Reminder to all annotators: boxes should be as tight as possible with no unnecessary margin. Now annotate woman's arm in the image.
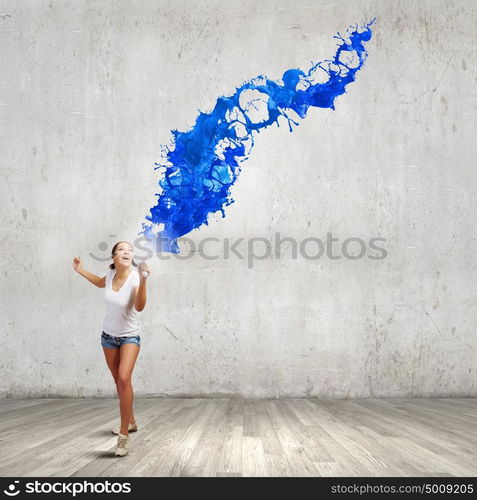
[134,278,147,312]
[73,257,106,288]
[79,270,105,288]
[134,262,152,312]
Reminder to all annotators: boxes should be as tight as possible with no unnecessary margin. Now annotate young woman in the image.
[72,240,151,457]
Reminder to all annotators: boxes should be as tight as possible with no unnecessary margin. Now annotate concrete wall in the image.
[1,0,476,398]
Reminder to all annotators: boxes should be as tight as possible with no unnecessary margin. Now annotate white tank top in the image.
[102,268,141,337]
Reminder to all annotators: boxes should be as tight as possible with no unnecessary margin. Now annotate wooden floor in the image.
[0,397,475,477]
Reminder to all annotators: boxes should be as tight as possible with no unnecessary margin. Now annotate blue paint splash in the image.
[140,19,376,253]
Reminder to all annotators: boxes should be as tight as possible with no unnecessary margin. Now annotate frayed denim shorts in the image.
[101,330,141,349]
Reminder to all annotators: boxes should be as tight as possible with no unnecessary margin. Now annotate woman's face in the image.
[113,241,134,268]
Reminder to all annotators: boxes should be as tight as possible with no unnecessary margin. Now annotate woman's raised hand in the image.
[138,261,152,279]
[73,257,83,273]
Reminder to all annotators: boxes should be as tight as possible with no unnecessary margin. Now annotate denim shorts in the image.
[101,331,141,349]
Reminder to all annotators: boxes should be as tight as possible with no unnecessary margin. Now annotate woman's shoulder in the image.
[105,267,115,282]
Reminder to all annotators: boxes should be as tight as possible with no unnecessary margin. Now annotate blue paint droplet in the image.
[140,19,376,253]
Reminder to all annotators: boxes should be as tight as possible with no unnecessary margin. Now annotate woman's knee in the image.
[117,375,132,389]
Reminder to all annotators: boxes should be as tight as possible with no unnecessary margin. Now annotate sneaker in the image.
[115,433,130,457]
[111,422,137,435]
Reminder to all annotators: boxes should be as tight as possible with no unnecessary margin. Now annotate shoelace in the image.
[117,436,129,449]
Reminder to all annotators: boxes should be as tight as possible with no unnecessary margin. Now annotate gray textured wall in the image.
[1,0,476,398]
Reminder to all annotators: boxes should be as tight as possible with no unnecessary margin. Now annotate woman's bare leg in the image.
[117,343,140,435]
[103,346,136,425]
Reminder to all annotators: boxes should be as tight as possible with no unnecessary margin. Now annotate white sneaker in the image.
[115,433,130,457]
[112,422,137,435]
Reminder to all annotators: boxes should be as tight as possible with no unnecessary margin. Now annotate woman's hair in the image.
[109,241,138,269]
